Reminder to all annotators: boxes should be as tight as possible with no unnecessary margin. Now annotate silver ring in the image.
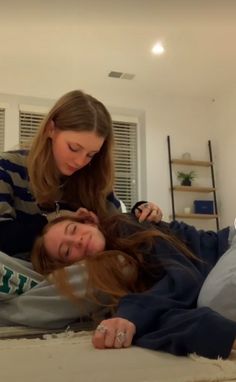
[116,331,126,344]
[96,324,107,334]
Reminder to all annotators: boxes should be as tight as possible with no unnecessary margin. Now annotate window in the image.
[19,112,138,211]
[19,111,45,149]
[113,120,138,211]
[0,108,5,151]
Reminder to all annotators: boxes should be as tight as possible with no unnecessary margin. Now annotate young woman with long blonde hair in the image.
[0,90,162,257]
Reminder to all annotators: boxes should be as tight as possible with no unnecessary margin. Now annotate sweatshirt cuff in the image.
[131,201,147,214]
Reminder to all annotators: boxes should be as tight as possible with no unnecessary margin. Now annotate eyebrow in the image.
[70,142,98,154]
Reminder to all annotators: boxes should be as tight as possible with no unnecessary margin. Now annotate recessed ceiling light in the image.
[151,42,165,55]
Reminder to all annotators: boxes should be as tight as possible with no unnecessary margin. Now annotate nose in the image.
[74,152,89,169]
[74,235,83,248]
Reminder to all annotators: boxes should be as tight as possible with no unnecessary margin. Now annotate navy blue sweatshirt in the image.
[115,220,236,359]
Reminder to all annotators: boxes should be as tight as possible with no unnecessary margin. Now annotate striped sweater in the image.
[0,150,121,258]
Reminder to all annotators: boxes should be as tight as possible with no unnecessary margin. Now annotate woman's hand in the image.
[92,317,136,349]
[75,207,99,225]
[135,202,163,223]
[45,207,99,225]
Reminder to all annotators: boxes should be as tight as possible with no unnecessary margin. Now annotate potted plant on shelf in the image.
[177,170,197,186]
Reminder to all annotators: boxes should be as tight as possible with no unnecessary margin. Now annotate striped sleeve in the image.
[0,151,39,221]
[0,157,18,220]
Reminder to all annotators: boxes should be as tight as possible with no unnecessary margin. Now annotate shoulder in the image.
[169,220,230,263]
[0,150,28,166]
[0,150,29,179]
[106,192,121,211]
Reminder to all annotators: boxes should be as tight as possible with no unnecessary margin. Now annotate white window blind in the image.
[19,112,138,211]
[19,111,45,149]
[0,108,5,151]
[113,121,138,211]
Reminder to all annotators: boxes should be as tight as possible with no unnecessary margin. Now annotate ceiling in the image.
[0,0,236,99]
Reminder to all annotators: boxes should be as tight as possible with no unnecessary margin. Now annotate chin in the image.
[61,167,76,176]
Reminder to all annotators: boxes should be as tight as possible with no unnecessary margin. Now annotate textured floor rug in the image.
[0,330,235,382]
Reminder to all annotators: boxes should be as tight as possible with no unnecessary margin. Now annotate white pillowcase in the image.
[198,227,236,322]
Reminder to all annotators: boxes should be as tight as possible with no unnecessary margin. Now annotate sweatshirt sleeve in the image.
[115,252,236,359]
[0,214,48,257]
[0,152,48,257]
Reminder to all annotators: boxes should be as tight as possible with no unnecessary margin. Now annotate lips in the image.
[67,164,78,172]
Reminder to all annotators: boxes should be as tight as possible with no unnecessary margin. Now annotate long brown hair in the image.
[31,214,195,306]
[27,90,114,216]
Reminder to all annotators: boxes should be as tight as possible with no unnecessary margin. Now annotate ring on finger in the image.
[96,324,108,334]
[116,331,126,344]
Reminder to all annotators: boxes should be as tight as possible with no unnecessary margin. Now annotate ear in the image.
[46,120,56,138]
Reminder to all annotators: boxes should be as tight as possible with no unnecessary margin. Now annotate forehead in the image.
[59,130,104,150]
[44,220,74,256]
[46,220,68,240]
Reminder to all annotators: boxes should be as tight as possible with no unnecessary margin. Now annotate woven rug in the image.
[0,330,235,382]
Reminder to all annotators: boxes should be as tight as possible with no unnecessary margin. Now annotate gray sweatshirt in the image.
[0,251,108,329]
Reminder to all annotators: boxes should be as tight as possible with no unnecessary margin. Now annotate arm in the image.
[168,220,230,260]
[107,192,163,223]
[0,154,48,256]
[92,308,236,358]
[116,292,236,359]
[92,241,236,357]
[114,257,236,359]
[0,214,47,256]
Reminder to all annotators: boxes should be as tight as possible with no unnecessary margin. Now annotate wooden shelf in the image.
[171,159,213,167]
[174,213,218,220]
[173,185,216,193]
[167,137,219,230]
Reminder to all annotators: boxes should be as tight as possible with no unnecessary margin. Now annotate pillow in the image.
[198,229,236,322]
[0,250,109,328]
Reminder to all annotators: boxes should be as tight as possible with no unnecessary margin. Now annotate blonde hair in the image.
[31,214,196,306]
[27,90,114,216]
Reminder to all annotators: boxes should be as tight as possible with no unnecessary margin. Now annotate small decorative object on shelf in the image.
[182,152,191,160]
[194,200,214,215]
[177,171,197,186]
[184,207,191,214]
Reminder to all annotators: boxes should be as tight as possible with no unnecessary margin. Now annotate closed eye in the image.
[68,144,82,153]
[64,247,70,258]
[87,153,96,159]
[60,244,70,260]
[68,144,97,158]
[68,224,77,235]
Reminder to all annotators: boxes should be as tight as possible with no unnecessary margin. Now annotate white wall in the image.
[98,89,216,228]
[210,91,236,228]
